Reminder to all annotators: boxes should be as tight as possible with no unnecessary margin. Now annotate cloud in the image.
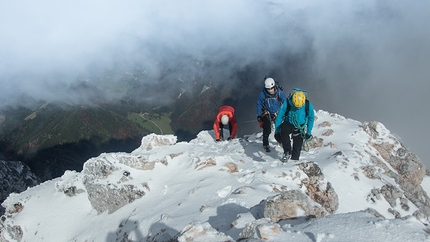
[1,0,429,165]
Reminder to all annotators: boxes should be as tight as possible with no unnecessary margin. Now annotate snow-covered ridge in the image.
[1,110,429,241]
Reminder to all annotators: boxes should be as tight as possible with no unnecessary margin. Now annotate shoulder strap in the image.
[305,99,309,117]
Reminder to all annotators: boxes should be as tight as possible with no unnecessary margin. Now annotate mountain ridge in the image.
[1,110,429,241]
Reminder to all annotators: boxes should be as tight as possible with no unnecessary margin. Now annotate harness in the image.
[284,99,313,150]
[261,86,282,120]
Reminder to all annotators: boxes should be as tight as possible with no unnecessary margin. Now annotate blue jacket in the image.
[256,87,286,116]
[275,98,315,134]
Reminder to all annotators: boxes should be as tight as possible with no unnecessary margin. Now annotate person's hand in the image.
[257,116,263,123]
[305,134,313,140]
[257,116,264,128]
[227,137,232,141]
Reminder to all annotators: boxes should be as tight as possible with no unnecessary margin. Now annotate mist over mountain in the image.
[1,1,430,165]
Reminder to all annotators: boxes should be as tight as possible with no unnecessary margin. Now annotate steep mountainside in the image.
[0,77,250,182]
[0,160,40,215]
[1,110,428,241]
[0,102,148,181]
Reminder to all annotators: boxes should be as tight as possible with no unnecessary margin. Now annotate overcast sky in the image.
[1,0,429,167]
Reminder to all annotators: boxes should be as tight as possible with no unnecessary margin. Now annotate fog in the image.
[1,0,429,167]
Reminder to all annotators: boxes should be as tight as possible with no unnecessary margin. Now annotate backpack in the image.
[286,88,310,117]
[275,81,284,91]
[264,75,284,91]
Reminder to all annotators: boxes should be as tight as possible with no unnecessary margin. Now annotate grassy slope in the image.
[1,104,148,155]
[127,112,173,135]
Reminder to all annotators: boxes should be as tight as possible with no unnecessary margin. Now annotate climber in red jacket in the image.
[213,105,238,141]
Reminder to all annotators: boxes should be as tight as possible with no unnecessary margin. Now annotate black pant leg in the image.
[280,122,293,154]
[219,123,224,139]
[291,128,303,160]
[228,122,232,137]
[262,115,271,146]
[274,133,282,144]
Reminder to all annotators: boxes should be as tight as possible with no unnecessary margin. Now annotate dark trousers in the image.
[279,121,303,160]
[220,122,232,139]
[262,114,273,146]
[262,114,282,146]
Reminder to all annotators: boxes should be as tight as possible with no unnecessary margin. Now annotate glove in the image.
[257,116,264,128]
[257,116,263,123]
[272,112,277,121]
[227,137,232,141]
[305,134,313,140]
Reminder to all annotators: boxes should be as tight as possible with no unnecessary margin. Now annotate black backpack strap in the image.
[305,99,309,117]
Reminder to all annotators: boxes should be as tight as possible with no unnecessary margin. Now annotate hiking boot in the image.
[281,152,291,162]
[264,145,271,152]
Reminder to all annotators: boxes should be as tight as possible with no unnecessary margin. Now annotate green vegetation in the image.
[127,112,173,135]
[0,103,148,153]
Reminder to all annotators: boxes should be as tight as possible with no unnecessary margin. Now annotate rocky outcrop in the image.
[80,152,170,214]
[137,133,177,151]
[53,135,177,215]
[263,161,339,222]
[237,218,280,241]
[177,221,234,242]
[264,190,323,222]
[0,160,40,215]
[363,121,430,217]
[299,162,339,213]
[306,136,324,150]
[1,111,429,241]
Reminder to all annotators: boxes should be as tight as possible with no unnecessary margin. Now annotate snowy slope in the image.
[1,110,429,241]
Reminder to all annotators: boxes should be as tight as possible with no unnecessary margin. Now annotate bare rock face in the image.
[1,213,23,242]
[360,165,382,180]
[76,135,176,214]
[263,162,339,223]
[306,136,324,150]
[380,184,403,207]
[263,190,322,222]
[137,134,177,151]
[363,121,430,217]
[5,224,23,242]
[80,152,167,214]
[177,221,234,242]
[86,184,146,214]
[299,162,339,214]
[237,218,279,241]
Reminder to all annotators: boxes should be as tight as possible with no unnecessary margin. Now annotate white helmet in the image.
[221,115,229,125]
[264,78,275,89]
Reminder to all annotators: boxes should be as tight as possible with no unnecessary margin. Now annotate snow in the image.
[1,110,429,241]
[424,177,430,196]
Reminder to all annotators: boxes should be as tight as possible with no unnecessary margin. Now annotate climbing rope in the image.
[237,120,257,123]
[290,111,313,151]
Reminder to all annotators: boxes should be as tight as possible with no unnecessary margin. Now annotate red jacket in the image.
[213,105,238,140]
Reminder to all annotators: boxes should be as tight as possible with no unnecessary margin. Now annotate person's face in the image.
[266,86,275,94]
